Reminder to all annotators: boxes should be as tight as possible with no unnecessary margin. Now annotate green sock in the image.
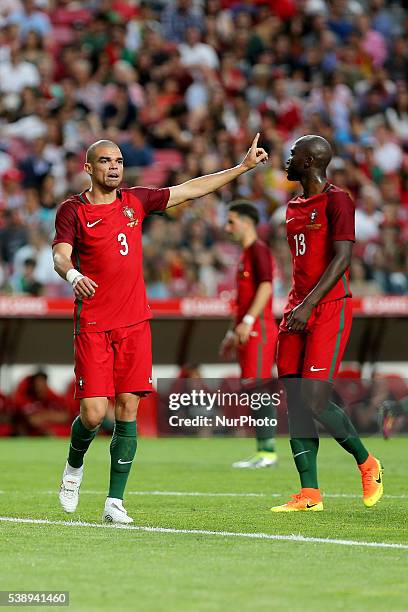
[68,415,98,468]
[317,401,369,465]
[257,438,276,453]
[283,377,319,488]
[108,420,137,500]
[391,397,408,416]
[290,438,319,489]
[254,393,277,453]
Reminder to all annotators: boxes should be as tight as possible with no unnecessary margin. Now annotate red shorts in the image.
[277,298,352,381]
[74,320,153,399]
[238,320,278,379]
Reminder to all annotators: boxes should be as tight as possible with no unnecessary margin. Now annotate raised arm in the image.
[166,133,268,208]
[53,242,98,299]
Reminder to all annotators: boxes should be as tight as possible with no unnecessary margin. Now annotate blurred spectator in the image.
[8,0,52,40]
[0,0,406,300]
[19,137,52,189]
[1,168,25,209]
[0,209,28,265]
[161,0,203,43]
[12,370,69,436]
[120,124,154,171]
[10,256,43,295]
[0,40,40,94]
[349,257,383,296]
[384,36,408,82]
[355,184,383,242]
[373,124,403,173]
[20,30,46,67]
[100,83,137,131]
[12,226,60,291]
[385,88,408,143]
[178,26,219,70]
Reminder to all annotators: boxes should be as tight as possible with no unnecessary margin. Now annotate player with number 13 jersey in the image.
[278,182,355,380]
[272,135,383,514]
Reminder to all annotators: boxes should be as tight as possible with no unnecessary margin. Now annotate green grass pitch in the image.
[1,436,408,611]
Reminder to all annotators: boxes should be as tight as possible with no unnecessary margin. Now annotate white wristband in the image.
[226,330,235,340]
[66,269,84,287]
[243,314,255,327]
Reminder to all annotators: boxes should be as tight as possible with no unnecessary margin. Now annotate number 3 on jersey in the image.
[294,233,306,256]
[117,233,128,256]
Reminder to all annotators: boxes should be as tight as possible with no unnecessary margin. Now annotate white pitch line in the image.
[129,491,408,500]
[0,516,407,550]
[3,490,408,500]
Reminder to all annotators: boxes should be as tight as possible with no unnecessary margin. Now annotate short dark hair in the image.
[229,201,259,226]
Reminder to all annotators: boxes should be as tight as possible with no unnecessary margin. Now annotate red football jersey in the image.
[52,187,169,333]
[285,183,355,309]
[236,239,274,324]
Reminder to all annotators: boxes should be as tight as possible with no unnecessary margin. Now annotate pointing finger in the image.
[251,132,260,149]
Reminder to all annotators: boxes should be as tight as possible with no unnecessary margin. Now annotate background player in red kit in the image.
[220,201,278,468]
[53,136,268,523]
[271,135,384,512]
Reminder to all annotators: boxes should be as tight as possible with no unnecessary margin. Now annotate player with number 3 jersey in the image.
[53,136,269,524]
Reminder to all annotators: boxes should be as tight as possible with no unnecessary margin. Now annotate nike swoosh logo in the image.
[376,473,382,484]
[87,219,103,228]
[293,450,311,458]
[310,366,327,372]
[306,503,318,508]
[149,377,153,384]
[286,217,296,223]
[117,459,133,465]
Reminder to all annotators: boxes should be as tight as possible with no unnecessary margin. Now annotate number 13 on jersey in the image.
[117,233,129,256]
[294,233,306,256]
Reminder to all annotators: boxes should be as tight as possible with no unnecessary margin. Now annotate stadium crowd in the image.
[0,0,407,300]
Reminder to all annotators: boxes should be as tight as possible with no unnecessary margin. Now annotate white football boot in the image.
[102,498,134,524]
[232,452,278,469]
[59,464,83,513]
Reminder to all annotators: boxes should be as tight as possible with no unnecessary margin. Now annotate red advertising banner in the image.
[1,296,408,319]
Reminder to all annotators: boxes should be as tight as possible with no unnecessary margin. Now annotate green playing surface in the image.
[1,436,407,611]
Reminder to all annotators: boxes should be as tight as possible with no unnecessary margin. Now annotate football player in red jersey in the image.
[53,135,268,523]
[271,135,384,512]
[220,201,278,468]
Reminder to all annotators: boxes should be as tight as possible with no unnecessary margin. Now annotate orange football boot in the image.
[271,488,323,512]
[359,455,384,508]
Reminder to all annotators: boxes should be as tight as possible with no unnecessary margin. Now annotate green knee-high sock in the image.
[256,400,277,453]
[108,420,137,500]
[284,377,320,488]
[316,401,369,465]
[68,415,99,468]
[290,438,319,489]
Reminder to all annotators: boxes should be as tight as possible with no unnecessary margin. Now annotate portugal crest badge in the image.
[306,208,321,230]
[123,206,139,227]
